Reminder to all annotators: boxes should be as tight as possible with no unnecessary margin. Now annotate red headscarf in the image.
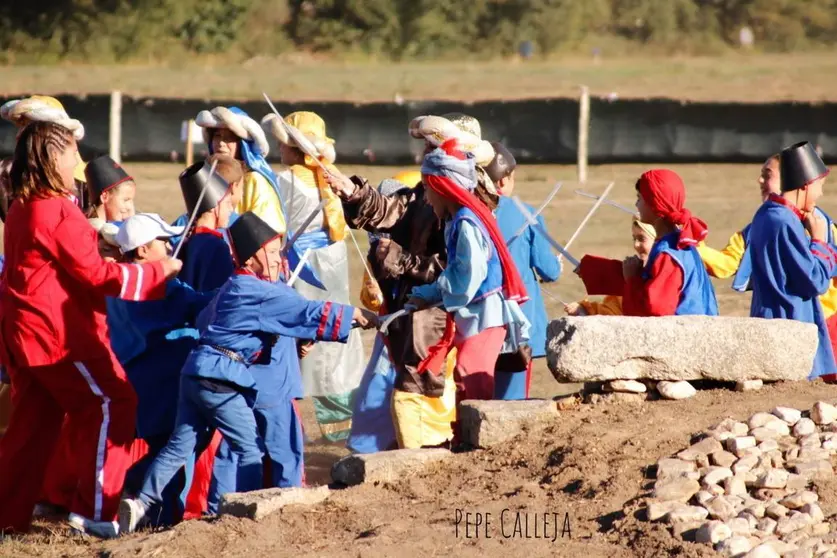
[422,139,528,304]
[637,169,708,249]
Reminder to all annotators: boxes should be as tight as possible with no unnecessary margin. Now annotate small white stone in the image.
[744,502,765,519]
[762,420,792,437]
[668,505,709,523]
[773,407,803,425]
[757,517,777,535]
[799,434,822,450]
[647,500,684,521]
[696,520,733,544]
[738,511,759,529]
[658,380,697,400]
[736,380,763,392]
[679,438,724,461]
[713,451,738,468]
[785,473,809,492]
[758,439,780,453]
[776,513,813,535]
[812,401,837,425]
[656,458,697,480]
[798,448,830,462]
[750,427,784,442]
[605,379,647,393]
[756,469,789,489]
[749,412,783,430]
[810,522,830,537]
[706,496,738,520]
[725,475,748,497]
[794,460,834,481]
[704,483,726,496]
[742,543,781,558]
[704,466,734,486]
[800,502,825,522]
[694,490,714,507]
[728,437,758,454]
[793,418,817,437]
[717,535,753,557]
[765,504,789,519]
[782,548,813,558]
[726,517,752,537]
[733,455,760,475]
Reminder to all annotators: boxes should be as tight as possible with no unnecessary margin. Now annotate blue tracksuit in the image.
[749,199,837,378]
[137,270,354,508]
[495,197,561,399]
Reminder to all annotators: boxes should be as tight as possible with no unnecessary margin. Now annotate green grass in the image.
[2,52,837,102]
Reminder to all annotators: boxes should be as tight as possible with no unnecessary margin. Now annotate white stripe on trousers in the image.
[72,362,111,521]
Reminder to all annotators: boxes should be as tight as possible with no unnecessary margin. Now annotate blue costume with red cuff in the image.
[749,195,837,378]
[135,269,353,510]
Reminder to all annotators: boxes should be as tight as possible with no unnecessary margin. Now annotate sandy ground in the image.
[3,162,837,556]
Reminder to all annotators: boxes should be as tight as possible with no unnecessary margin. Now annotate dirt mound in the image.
[4,381,837,557]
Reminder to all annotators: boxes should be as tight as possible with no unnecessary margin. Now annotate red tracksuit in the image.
[0,195,168,532]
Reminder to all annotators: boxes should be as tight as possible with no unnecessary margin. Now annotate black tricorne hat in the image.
[85,155,133,201]
[179,160,231,216]
[485,142,517,183]
[780,141,830,192]
[228,211,281,266]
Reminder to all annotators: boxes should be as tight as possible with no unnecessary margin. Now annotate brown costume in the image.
[342,177,448,397]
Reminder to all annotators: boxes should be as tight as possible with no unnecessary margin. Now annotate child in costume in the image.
[576,169,719,317]
[0,122,181,538]
[177,160,236,292]
[196,106,285,235]
[119,212,378,533]
[408,140,529,407]
[491,142,561,400]
[262,110,365,442]
[84,155,136,222]
[566,219,656,316]
[748,142,837,379]
[109,213,215,526]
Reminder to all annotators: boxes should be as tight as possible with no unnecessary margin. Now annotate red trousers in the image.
[0,355,137,532]
[453,326,507,404]
[823,314,837,384]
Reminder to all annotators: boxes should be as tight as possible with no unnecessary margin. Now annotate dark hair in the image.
[9,122,75,202]
[485,142,517,183]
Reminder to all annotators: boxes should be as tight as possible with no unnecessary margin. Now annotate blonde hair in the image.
[632,218,657,239]
[9,122,75,202]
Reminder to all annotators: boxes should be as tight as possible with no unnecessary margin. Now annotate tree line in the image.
[1,0,835,63]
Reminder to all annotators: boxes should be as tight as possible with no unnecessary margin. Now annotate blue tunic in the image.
[184,272,354,391]
[749,200,837,378]
[179,229,234,292]
[496,197,561,357]
[733,207,835,292]
[109,279,214,438]
[644,232,719,316]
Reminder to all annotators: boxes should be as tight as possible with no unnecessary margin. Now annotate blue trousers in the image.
[494,370,528,400]
[347,335,397,454]
[208,398,304,514]
[138,376,264,509]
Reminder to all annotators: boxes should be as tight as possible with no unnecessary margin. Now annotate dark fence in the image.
[2,94,837,164]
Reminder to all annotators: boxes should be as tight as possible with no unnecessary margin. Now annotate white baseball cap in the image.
[115,213,184,253]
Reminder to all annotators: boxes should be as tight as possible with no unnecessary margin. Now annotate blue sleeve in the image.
[203,242,234,291]
[411,220,487,311]
[257,282,354,343]
[166,279,216,325]
[530,214,561,282]
[778,220,836,298]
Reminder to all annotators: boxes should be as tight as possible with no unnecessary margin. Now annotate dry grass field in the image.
[3,52,837,102]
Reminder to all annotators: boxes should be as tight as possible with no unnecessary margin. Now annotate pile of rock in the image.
[644,403,837,558]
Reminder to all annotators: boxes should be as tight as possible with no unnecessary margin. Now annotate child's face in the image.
[801,177,826,213]
[101,181,136,222]
[250,237,284,282]
[498,171,516,197]
[229,178,244,208]
[632,225,655,261]
[54,139,79,193]
[758,158,781,202]
[424,182,449,220]
[635,191,657,224]
[136,238,171,263]
[212,129,239,159]
[215,195,236,229]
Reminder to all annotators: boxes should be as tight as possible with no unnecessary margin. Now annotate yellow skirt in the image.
[391,349,456,449]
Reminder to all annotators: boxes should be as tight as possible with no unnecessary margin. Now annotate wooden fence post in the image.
[577,86,590,184]
[109,91,122,164]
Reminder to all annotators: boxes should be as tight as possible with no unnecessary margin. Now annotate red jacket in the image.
[0,195,167,368]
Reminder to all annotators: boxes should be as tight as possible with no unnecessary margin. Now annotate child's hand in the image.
[622,255,642,279]
[161,257,184,279]
[564,302,588,316]
[352,307,380,330]
[297,340,314,359]
[375,238,392,261]
[805,211,828,242]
